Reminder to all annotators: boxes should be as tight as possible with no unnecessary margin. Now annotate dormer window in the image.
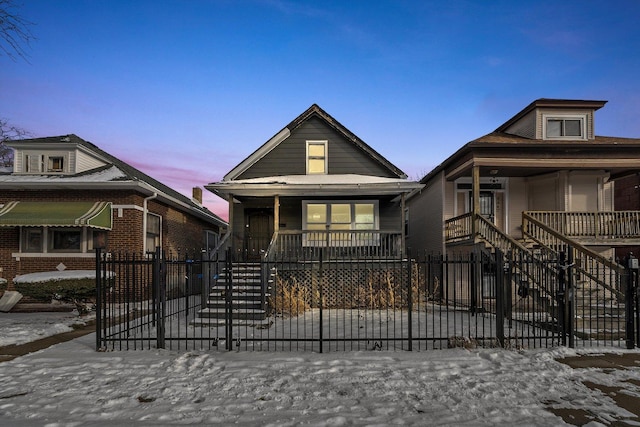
[307,140,327,174]
[47,156,65,172]
[543,114,587,140]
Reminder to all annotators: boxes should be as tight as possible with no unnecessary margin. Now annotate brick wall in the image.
[0,190,222,291]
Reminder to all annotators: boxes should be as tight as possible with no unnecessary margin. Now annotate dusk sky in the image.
[2,0,640,220]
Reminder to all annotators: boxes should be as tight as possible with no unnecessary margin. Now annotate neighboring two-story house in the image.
[0,134,227,300]
[406,99,640,257]
[405,99,640,339]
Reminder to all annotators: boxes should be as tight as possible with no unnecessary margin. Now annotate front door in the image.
[245,209,273,260]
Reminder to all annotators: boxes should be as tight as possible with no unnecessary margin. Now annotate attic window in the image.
[47,156,65,172]
[543,115,586,140]
[307,141,327,174]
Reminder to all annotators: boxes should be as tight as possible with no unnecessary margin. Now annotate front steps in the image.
[192,262,272,327]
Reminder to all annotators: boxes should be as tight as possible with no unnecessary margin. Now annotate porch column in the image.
[274,195,280,233]
[472,165,480,237]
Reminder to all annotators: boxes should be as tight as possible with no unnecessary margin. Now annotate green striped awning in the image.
[0,201,112,230]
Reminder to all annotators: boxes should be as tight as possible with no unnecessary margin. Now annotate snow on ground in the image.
[1,312,640,426]
[0,311,94,347]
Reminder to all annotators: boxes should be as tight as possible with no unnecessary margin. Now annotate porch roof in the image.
[206,174,423,197]
[0,201,112,229]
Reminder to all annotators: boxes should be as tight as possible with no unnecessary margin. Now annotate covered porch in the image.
[206,174,422,261]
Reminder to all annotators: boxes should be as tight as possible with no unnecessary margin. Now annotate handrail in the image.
[445,212,473,242]
[523,212,624,298]
[523,213,624,274]
[210,232,231,261]
[476,215,529,253]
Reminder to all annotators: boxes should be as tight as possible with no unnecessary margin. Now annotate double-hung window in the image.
[306,141,327,174]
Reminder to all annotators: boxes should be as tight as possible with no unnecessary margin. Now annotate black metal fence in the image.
[95,247,640,352]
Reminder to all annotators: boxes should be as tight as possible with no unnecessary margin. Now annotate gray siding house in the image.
[206,104,422,261]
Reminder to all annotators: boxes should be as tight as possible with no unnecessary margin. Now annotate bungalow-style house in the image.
[198,105,421,321]
[405,99,640,337]
[206,104,422,262]
[0,134,227,304]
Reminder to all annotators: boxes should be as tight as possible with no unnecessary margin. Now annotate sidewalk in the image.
[0,320,95,363]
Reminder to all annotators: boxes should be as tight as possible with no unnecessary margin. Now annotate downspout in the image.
[143,192,158,254]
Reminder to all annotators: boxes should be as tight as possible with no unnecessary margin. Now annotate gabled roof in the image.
[223,104,407,180]
[495,98,607,133]
[2,134,226,227]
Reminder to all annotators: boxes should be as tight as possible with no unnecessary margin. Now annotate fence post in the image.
[557,251,568,347]
[225,247,233,351]
[566,249,575,349]
[495,249,505,348]
[625,254,638,349]
[319,247,324,354]
[407,255,413,351]
[153,246,166,349]
[95,248,102,351]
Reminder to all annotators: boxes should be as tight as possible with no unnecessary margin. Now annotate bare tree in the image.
[0,0,34,61]
[0,118,29,167]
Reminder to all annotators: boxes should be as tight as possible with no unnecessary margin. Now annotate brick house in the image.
[0,134,227,299]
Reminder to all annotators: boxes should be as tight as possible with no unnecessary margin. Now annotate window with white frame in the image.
[303,201,378,246]
[306,141,327,174]
[543,115,586,139]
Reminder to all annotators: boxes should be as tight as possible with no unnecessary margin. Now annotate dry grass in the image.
[268,276,312,317]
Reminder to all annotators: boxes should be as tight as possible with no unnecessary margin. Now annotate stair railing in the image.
[522,212,624,300]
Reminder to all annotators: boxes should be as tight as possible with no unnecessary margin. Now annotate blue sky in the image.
[2,0,640,219]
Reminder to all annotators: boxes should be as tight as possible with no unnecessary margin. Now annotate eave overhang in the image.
[206,174,423,198]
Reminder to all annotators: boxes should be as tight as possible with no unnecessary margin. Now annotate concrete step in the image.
[197,308,267,320]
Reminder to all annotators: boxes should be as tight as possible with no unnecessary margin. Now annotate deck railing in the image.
[264,229,403,261]
[526,211,640,241]
[445,212,473,243]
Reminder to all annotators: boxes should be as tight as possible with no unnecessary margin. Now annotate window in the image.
[19,226,108,254]
[22,228,43,252]
[544,115,586,139]
[146,213,161,252]
[303,201,378,246]
[306,141,327,174]
[89,230,108,250]
[48,228,82,252]
[47,156,65,172]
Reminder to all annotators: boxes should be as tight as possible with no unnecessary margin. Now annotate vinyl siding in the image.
[406,171,445,255]
[76,150,107,173]
[504,110,536,139]
[237,117,396,179]
[508,178,526,238]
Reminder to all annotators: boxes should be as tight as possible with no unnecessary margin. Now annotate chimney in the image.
[192,187,203,204]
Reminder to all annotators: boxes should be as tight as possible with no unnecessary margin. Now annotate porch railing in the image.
[445,212,473,243]
[526,211,640,241]
[264,229,403,261]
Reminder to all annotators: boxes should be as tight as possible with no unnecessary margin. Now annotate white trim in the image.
[542,113,588,140]
[111,204,144,211]
[306,140,328,175]
[12,252,95,259]
[224,128,291,181]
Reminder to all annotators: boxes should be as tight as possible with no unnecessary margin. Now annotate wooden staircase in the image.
[192,262,272,327]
